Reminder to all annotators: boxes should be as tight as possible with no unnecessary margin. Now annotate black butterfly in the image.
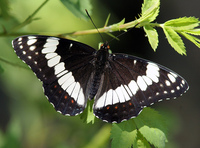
[12,35,189,123]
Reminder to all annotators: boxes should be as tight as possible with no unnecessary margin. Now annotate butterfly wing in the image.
[93,53,189,123]
[12,35,96,116]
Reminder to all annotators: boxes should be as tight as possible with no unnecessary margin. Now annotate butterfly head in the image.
[100,41,110,52]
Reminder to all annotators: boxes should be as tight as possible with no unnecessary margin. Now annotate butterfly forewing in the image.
[93,53,189,123]
[12,35,96,116]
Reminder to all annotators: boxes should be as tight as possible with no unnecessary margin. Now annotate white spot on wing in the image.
[61,76,75,90]
[128,80,139,95]
[47,55,61,67]
[54,62,65,75]
[57,70,68,78]
[58,72,72,85]
[95,92,106,108]
[66,82,76,95]
[28,36,36,40]
[120,85,131,101]
[167,73,176,83]
[18,37,22,42]
[115,87,125,103]
[142,75,153,85]
[165,80,171,86]
[45,52,58,59]
[112,90,119,104]
[71,82,80,101]
[137,76,147,91]
[124,85,132,96]
[44,38,59,47]
[42,46,57,54]
[19,45,23,49]
[27,39,37,46]
[77,88,85,106]
[105,89,113,106]
[146,62,160,83]
[30,45,36,51]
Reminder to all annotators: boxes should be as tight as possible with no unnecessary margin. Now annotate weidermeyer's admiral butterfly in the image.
[12,35,189,123]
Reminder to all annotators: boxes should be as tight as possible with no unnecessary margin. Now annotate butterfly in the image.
[12,35,189,123]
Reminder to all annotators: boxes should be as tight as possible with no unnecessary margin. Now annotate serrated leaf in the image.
[111,120,137,148]
[133,108,168,148]
[60,0,92,20]
[163,26,186,55]
[141,0,160,23]
[79,100,95,124]
[140,126,167,148]
[136,131,152,148]
[181,32,200,48]
[144,25,159,51]
[184,29,200,36]
[165,17,199,31]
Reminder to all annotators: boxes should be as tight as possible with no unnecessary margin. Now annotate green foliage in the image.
[60,0,92,20]
[163,27,186,55]
[164,17,199,31]
[144,25,159,51]
[141,0,160,23]
[79,100,96,124]
[111,108,168,148]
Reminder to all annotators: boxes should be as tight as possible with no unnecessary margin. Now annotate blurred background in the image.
[0,0,200,148]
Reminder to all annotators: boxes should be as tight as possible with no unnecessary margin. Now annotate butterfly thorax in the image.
[87,43,109,99]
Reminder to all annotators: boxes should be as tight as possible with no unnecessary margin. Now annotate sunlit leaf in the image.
[134,108,168,148]
[181,32,200,48]
[111,120,137,148]
[163,27,186,55]
[165,17,199,31]
[141,0,160,23]
[79,100,96,124]
[144,25,159,51]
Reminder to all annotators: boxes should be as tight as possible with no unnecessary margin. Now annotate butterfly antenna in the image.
[85,9,105,43]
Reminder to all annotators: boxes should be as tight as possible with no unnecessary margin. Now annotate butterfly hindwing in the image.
[12,35,96,116]
[93,53,189,123]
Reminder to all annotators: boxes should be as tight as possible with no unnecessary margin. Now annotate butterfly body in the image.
[12,35,189,123]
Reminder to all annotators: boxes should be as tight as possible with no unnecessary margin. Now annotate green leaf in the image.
[134,108,168,148]
[163,26,186,55]
[184,29,200,36]
[181,32,200,48]
[60,0,92,20]
[79,100,95,124]
[136,131,152,148]
[111,120,137,148]
[144,25,159,51]
[141,0,160,23]
[164,17,199,31]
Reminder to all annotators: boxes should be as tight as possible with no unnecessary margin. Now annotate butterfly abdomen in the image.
[88,48,109,99]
